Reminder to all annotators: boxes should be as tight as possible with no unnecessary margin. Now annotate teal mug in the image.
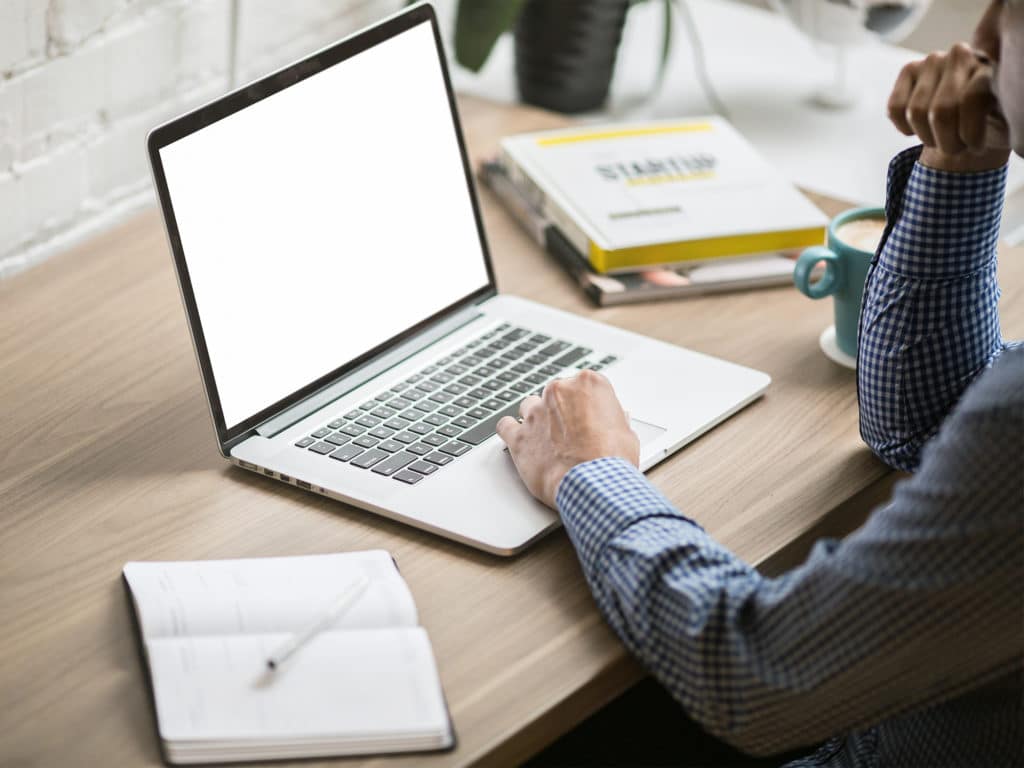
[794,207,886,359]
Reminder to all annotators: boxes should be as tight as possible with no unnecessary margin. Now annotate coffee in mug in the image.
[793,206,887,365]
[833,216,886,255]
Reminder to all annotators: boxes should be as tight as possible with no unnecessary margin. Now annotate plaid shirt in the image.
[556,147,1023,765]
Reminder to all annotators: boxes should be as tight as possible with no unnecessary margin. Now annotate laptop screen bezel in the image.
[147,4,497,450]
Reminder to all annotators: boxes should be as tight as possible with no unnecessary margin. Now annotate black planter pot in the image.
[514,0,630,114]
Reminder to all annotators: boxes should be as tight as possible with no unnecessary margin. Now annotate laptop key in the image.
[408,460,438,475]
[451,415,477,428]
[459,374,482,387]
[530,334,551,344]
[384,418,410,431]
[295,437,316,448]
[457,398,525,445]
[409,422,433,435]
[416,380,440,393]
[390,382,409,393]
[511,382,533,394]
[443,383,468,395]
[422,434,447,447]
[540,364,561,376]
[371,451,417,476]
[437,425,462,438]
[496,390,518,402]
[453,396,475,409]
[430,372,454,384]
[351,448,388,469]
[399,408,422,422]
[355,415,381,428]
[387,398,413,411]
[489,358,509,369]
[340,423,366,437]
[445,364,468,375]
[539,341,571,356]
[371,406,397,419]
[553,347,591,367]
[344,409,362,420]
[428,391,453,404]
[424,452,453,466]
[309,441,335,455]
[481,398,503,410]
[438,440,471,457]
[374,392,392,402]
[329,444,364,462]
[414,399,439,412]
[467,407,489,419]
[497,371,518,383]
[393,469,424,485]
[437,404,461,418]
[312,428,331,438]
[378,440,404,453]
[525,354,547,365]
[405,373,423,384]
[369,426,394,439]
[327,419,345,429]
[407,442,433,456]
[482,379,505,391]
[401,388,426,401]
[511,362,532,374]
[325,432,351,446]
[423,413,448,427]
[526,373,547,385]
[359,400,376,410]
[392,431,418,444]
[354,435,379,448]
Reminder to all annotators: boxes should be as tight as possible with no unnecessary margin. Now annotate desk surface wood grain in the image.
[2,97,1022,768]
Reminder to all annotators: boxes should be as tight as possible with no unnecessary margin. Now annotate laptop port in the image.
[296,480,312,490]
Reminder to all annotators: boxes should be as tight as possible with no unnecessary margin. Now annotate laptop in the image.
[147,3,770,556]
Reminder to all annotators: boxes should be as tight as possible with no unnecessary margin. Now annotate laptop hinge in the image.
[254,305,486,439]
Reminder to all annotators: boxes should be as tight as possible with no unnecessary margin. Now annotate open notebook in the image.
[123,550,454,764]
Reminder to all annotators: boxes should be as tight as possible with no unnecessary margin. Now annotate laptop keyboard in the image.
[293,323,617,485]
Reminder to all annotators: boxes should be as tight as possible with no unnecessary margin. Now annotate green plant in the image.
[412,0,675,87]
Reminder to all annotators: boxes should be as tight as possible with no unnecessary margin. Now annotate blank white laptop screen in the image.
[159,21,489,429]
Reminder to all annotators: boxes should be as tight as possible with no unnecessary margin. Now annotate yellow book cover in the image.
[499,118,827,274]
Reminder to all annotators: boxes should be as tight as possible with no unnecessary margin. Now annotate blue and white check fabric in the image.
[555,146,1023,766]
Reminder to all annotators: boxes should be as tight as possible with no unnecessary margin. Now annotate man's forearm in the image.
[856,146,1008,472]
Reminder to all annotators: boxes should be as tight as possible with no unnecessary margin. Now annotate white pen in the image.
[265,574,370,671]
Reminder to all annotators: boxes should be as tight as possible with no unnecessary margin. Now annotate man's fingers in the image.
[888,62,918,135]
[960,68,1004,151]
[930,46,974,154]
[495,416,519,445]
[906,54,944,146]
[518,394,543,421]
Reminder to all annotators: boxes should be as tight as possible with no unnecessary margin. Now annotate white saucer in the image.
[819,325,857,370]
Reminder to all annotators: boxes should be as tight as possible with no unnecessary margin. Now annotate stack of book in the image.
[479,118,827,305]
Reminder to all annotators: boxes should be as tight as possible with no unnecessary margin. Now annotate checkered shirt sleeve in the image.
[554,149,1022,764]
[857,145,1014,471]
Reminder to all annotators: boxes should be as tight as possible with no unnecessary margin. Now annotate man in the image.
[497,1,1023,765]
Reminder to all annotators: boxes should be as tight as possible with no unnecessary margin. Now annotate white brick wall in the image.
[0,0,398,278]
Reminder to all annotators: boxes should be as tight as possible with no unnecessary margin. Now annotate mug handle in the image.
[794,246,841,299]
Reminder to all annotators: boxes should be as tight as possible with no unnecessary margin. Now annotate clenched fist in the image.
[888,41,1011,172]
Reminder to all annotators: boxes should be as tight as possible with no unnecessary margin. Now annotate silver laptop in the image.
[147,3,770,555]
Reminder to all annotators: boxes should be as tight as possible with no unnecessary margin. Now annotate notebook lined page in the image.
[124,551,417,639]
[147,628,451,744]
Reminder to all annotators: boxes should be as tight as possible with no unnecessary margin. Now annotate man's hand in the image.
[495,370,640,509]
[888,42,1011,173]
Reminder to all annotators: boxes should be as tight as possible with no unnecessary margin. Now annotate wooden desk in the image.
[2,97,1022,767]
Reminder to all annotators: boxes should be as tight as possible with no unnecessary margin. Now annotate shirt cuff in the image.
[877,145,1007,280]
[555,457,700,573]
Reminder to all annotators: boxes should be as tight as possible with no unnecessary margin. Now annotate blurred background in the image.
[0,0,991,278]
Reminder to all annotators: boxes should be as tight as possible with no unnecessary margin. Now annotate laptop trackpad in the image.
[631,417,666,447]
